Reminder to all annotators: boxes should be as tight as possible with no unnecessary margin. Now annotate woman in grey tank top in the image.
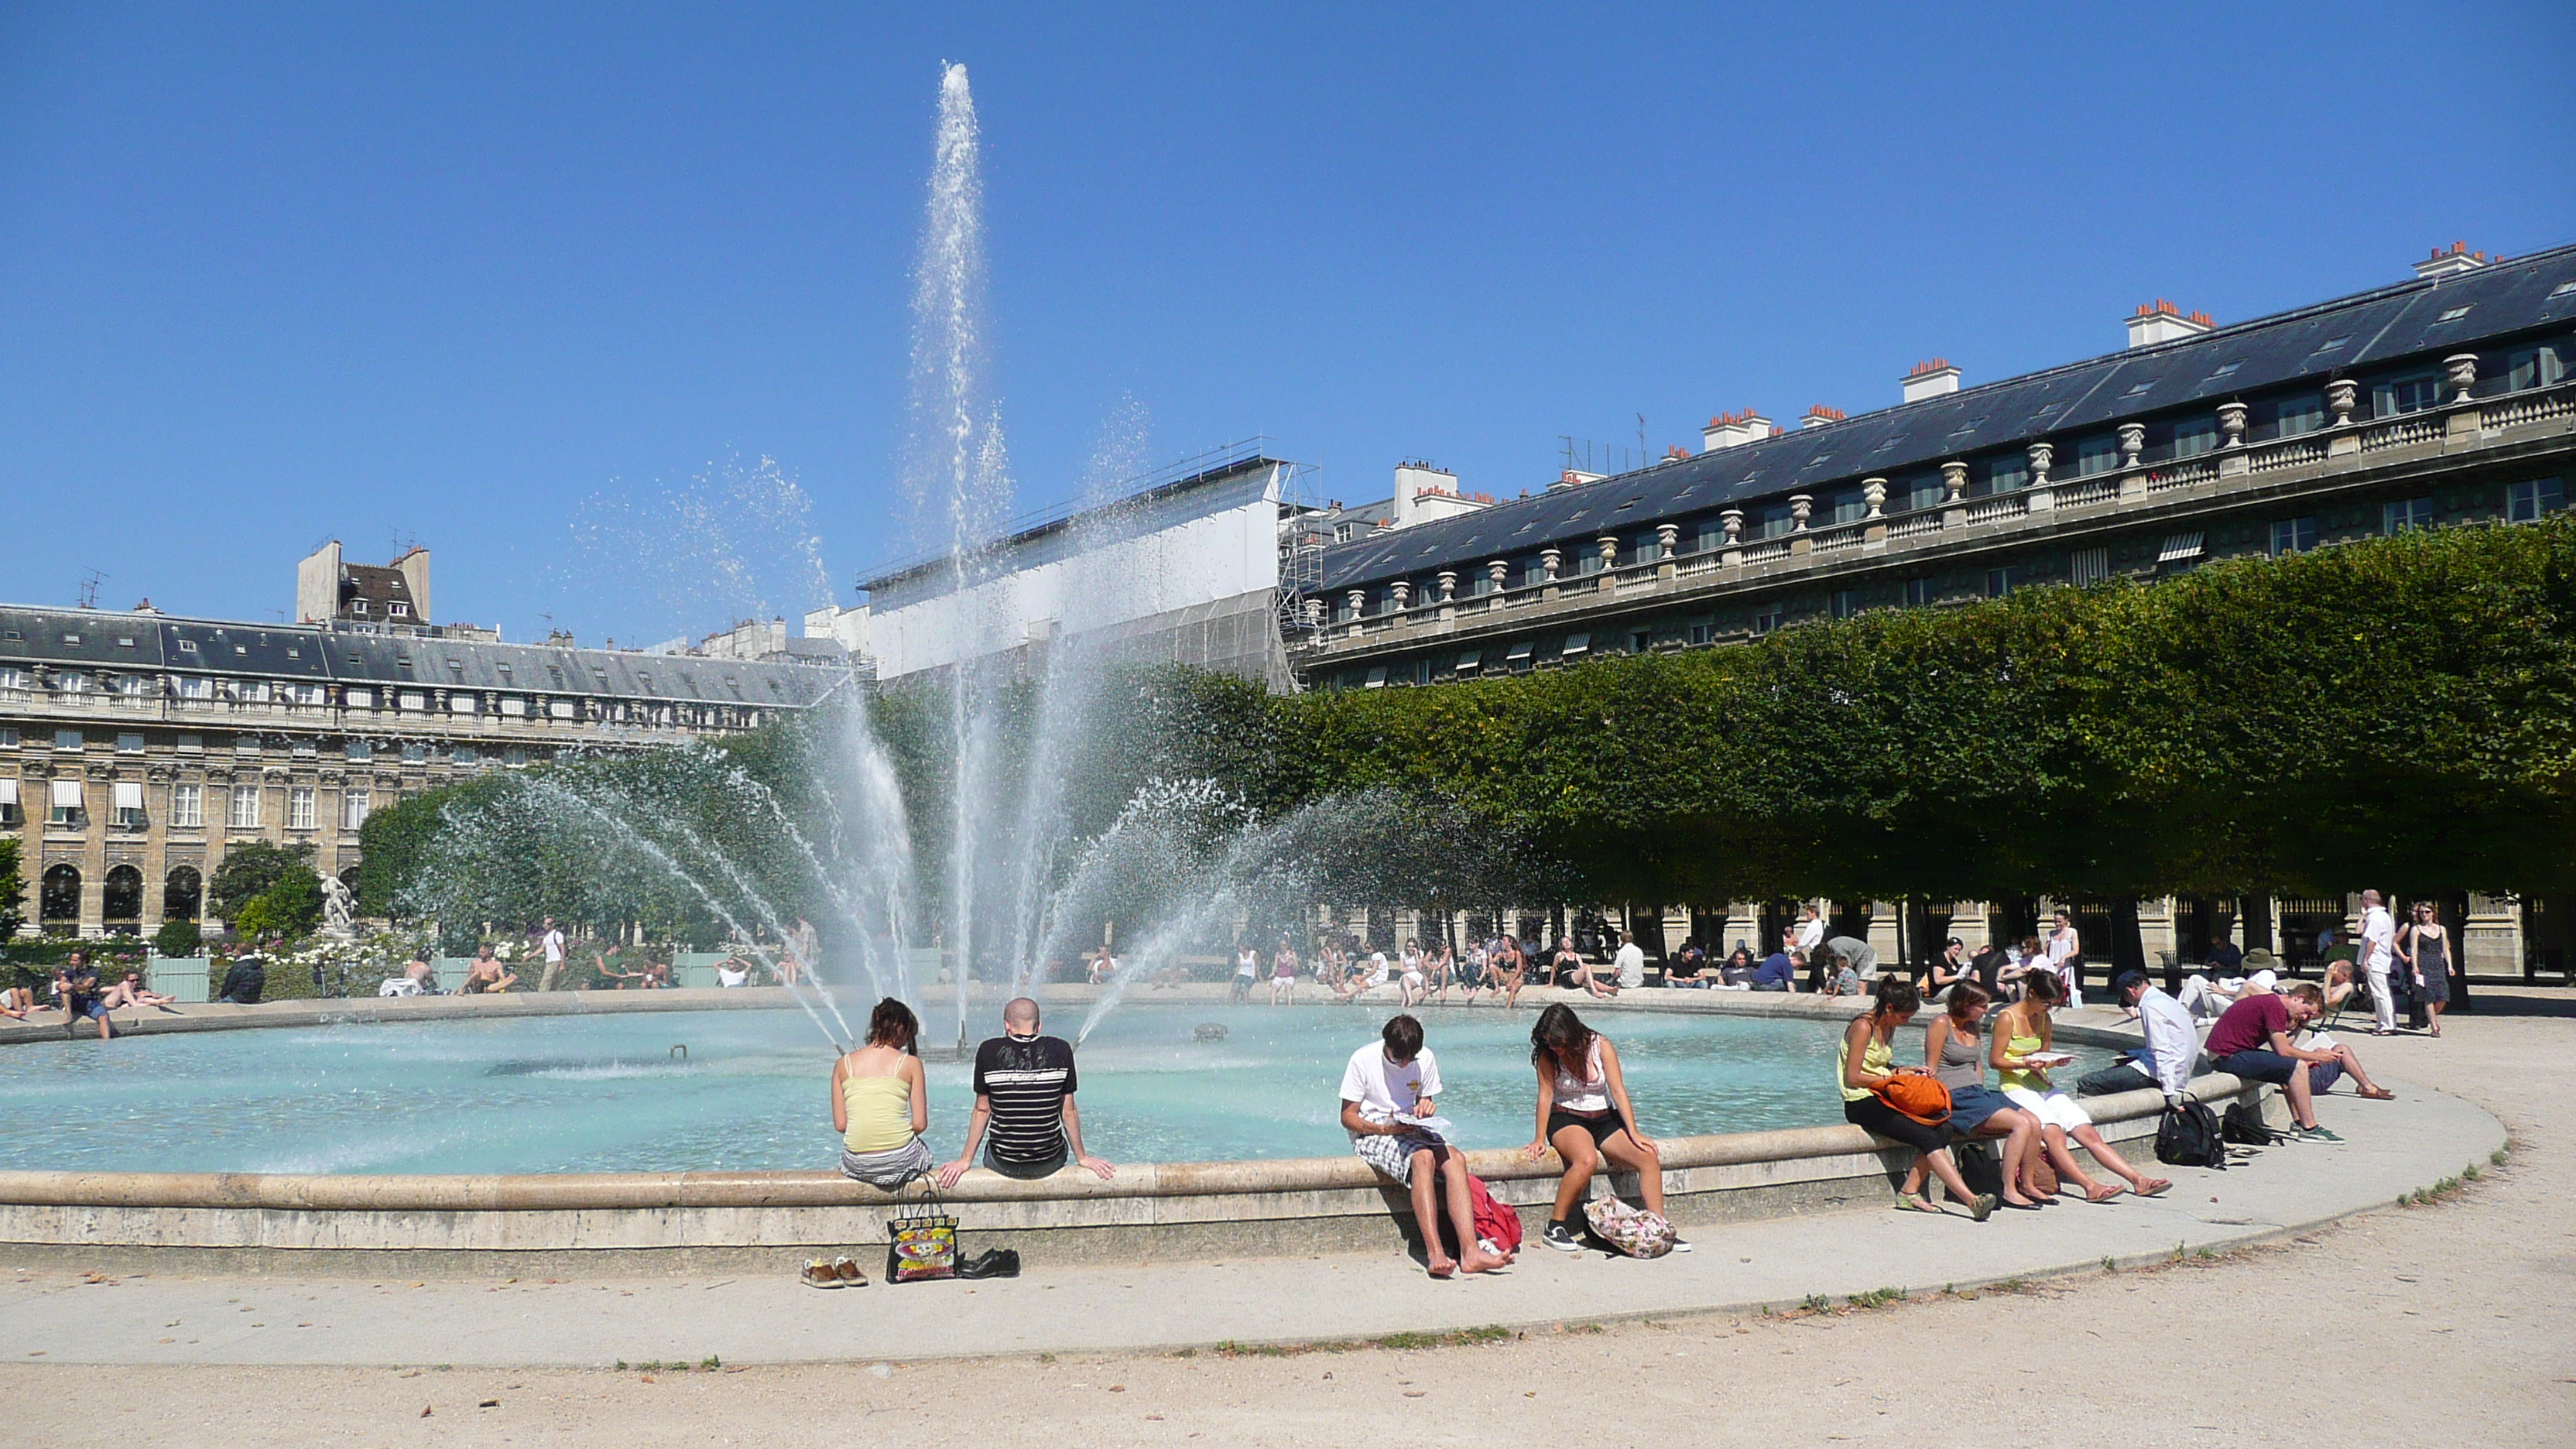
[1922,983,2047,1208]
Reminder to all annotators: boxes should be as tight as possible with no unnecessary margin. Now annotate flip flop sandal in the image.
[800,1259,844,1290]
[2358,1088,2396,1100]
[2084,1184,2125,1203]
[2137,1180,2173,1198]
[1890,1194,1944,1214]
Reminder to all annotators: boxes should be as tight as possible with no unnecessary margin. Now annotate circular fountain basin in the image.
[0,1002,2102,1176]
[0,989,2216,1271]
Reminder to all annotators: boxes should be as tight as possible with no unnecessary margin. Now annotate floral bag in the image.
[1583,1195,1677,1259]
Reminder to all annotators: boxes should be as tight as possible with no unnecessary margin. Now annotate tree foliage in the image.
[208,841,317,923]
[376,519,2576,935]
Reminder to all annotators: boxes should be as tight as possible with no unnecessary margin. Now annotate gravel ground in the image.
[5,992,2570,1447]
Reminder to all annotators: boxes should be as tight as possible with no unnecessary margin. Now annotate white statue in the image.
[320,874,355,936]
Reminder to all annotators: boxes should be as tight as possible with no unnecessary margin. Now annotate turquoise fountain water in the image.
[0,1005,2100,1176]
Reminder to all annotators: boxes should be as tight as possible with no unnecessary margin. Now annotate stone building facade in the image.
[0,607,844,937]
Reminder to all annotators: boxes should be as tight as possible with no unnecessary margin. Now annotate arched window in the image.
[39,864,80,924]
[164,865,204,923]
[103,865,144,923]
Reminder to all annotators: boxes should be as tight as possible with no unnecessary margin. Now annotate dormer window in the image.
[351,599,369,615]
[389,602,409,618]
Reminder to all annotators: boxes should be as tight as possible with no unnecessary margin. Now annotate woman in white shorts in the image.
[1991,971,2168,1202]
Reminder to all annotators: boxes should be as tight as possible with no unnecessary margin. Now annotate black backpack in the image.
[2155,1095,2227,1170]
[2222,1098,2277,1146]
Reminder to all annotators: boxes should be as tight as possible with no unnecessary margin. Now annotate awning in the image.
[1561,632,1591,655]
[1505,641,1535,662]
[1363,666,1387,689]
[1454,650,1480,672]
[113,782,144,810]
[0,779,15,806]
[2157,532,2206,563]
[50,779,83,809]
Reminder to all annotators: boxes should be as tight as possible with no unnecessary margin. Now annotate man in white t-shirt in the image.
[537,917,567,992]
[2355,890,2397,1035]
[1338,1014,1506,1278]
[1591,931,1645,997]
[1793,906,1825,956]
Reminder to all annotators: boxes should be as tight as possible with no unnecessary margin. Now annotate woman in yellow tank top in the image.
[1991,971,2168,1202]
[1838,978,1995,1221]
[832,998,934,1192]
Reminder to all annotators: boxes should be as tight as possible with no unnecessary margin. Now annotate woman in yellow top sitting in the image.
[1840,978,1995,1221]
[832,998,933,1190]
[1990,971,2169,1202]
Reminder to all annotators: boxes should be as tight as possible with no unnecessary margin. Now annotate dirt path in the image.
[6,995,2571,1447]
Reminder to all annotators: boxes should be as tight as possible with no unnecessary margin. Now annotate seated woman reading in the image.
[1991,971,2170,1202]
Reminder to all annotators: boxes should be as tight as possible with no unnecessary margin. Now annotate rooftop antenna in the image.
[75,568,106,609]
[1636,413,1648,468]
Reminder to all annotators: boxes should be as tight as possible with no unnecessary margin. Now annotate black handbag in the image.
[2155,1094,2227,1170]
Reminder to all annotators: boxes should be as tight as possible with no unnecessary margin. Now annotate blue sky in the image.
[4,3,2571,645]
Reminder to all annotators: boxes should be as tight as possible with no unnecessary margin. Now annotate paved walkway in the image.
[0,1033,2500,1366]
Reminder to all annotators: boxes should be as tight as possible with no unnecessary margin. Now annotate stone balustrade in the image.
[1307,375,2576,661]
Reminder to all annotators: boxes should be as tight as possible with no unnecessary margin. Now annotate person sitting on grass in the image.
[1520,1004,1689,1253]
[1922,982,2046,1208]
[1339,1013,1508,1279]
[833,998,935,1190]
[1840,977,1995,1221]
[461,945,516,995]
[1990,970,2170,1201]
[2204,981,2393,1142]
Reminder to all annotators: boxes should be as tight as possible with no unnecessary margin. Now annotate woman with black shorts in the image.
[1520,1004,1687,1253]
[1841,977,1995,1221]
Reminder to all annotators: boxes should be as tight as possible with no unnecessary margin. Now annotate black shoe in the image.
[1541,1221,1582,1253]
[957,1248,1021,1279]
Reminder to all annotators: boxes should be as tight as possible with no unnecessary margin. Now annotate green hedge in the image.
[1266,516,2576,902]
[368,517,2576,928]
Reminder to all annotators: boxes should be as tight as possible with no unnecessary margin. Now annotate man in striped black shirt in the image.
[935,998,1117,1187]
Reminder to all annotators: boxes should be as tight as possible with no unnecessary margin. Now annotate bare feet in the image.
[2084,1183,2125,1203]
[1459,1248,1507,1274]
[1426,1255,1457,1279]
[2135,1178,2172,1198]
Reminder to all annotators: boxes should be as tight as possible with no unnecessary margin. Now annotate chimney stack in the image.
[2125,299,2214,349]
[1800,404,1846,431]
[1901,358,1960,404]
[2413,240,2490,280]
[1701,409,1773,452]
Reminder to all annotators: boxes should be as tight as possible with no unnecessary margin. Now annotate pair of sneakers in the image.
[2290,1125,2345,1143]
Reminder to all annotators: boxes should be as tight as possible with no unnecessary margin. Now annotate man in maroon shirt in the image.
[2205,982,2394,1142]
